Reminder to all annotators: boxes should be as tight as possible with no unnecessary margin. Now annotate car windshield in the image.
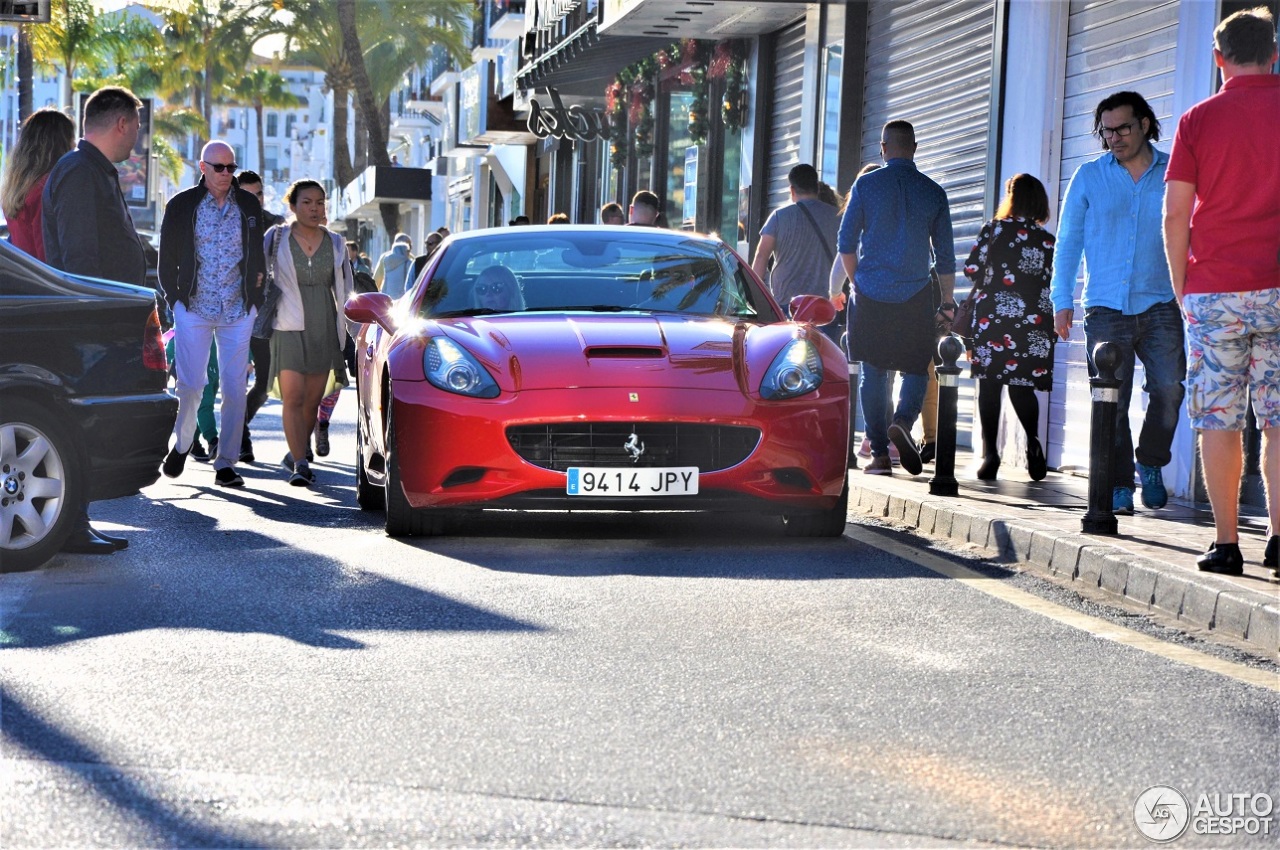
[414,231,774,321]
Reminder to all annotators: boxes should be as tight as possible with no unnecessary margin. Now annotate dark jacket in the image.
[41,139,148,286]
[158,176,267,310]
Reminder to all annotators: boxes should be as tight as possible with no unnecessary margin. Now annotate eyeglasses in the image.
[1099,122,1136,140]
[476,282,508,295]
[203,161,238,174]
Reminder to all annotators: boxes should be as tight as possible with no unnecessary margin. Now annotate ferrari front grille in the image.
[507,423,761,472]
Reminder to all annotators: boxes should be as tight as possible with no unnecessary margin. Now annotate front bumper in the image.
[390,383,849,513]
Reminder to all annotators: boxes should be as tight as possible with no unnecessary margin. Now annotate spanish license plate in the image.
[566,467,699,496]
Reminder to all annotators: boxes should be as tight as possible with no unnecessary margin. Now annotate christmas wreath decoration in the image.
[714,40,747,130]
[605,39,745,169]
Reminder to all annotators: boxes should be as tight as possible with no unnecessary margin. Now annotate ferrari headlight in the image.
[424,336,499,398]
[760,339,823,400]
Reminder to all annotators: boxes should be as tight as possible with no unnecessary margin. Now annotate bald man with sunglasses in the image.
[158,140,266,488]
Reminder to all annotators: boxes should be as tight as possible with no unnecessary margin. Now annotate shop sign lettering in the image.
[527,88,611,142]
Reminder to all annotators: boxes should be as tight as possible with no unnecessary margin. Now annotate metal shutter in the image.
[859,0,997,277]
[765,20,808,214]
[858,0,997,450]
[1048,0,1178,473]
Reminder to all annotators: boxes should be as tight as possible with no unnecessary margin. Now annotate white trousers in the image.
[170,302,254,470]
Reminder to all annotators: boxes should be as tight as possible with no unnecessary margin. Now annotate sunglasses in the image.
[476,282,509,295]
[203,161,238,174]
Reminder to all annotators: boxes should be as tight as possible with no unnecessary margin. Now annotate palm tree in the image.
[335,0,471,235]
[277,0,358,189]
[231,65,304,173]
[155,0,278,149]
[28,0,115,109]
[74,10,204,186]
[17,25,32,121]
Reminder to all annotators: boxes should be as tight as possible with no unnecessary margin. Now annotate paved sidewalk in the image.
[846,446,1279,660]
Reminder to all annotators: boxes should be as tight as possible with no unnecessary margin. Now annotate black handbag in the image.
[252,227,281,340]
[953,290,976,342]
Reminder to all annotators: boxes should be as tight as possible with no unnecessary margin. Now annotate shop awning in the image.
[516,21,666,97]
[331,165,432,223]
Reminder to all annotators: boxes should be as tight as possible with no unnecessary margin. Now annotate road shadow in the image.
[0,685,275,847]
[1,498,541,651]
[385,509,957,582]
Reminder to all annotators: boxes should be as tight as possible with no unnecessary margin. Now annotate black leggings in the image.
[977,379,1039,458]
[245,335,272,429]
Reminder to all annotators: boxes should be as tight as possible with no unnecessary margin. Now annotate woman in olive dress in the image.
[266,179,354,486]
[960,173,1056,481]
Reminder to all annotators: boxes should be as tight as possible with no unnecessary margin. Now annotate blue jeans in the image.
[1083,299,1186,488]
[860,362,928,457]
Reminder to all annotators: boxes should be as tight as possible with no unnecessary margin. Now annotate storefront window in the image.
[718,124,741,243]
[819,42,843,187]
[664,91,695,228]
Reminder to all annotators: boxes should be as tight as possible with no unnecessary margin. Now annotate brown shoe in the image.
[863,455,893,475]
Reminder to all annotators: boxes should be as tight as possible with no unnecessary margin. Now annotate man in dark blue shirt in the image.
[42,86,149,556]
[834,120,955,476]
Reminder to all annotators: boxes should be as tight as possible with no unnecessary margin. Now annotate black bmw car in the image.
[0,241,177,571]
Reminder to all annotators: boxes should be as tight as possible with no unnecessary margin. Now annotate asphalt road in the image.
[2,392,1277,848]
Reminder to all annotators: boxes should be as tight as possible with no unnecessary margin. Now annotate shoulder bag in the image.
[252,227,282,340]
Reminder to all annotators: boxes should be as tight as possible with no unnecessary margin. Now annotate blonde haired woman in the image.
[1,108,75,262]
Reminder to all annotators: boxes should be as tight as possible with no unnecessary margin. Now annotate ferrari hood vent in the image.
[583,346,665,359]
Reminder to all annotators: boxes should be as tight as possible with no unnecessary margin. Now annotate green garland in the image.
[721,51,746,130]
[607,39,746,169]
[688,64,709,146]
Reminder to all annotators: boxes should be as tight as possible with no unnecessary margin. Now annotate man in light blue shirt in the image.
[833,120,955,477]
[1049,91,1185,516]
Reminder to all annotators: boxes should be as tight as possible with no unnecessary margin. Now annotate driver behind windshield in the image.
[471,265,525,312]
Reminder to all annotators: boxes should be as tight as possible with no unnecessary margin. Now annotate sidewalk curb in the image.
[850,482,1280,660]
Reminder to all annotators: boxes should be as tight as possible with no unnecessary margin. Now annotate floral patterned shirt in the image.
[190,192,247,323]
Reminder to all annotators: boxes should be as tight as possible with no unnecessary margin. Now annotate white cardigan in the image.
[267,223,355,348]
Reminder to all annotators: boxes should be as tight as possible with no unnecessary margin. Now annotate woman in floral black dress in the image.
[960,174,1055,480]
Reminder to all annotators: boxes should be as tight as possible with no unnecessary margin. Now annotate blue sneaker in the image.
[1112,487,1134,516]
[1136,462,1167,509]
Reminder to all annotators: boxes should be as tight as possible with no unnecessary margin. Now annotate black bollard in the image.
[847,361,860,468]
[929,334,964,497]
[1082,341,1121,534]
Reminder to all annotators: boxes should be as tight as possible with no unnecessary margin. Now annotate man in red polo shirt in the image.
[1164,6,1280,576]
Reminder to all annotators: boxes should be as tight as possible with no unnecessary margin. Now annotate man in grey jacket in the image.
[374,233,414,298]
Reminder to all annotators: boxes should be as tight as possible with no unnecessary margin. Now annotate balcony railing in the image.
[525,0,600,62]
[423,43,453,84]
[486,0,525,40]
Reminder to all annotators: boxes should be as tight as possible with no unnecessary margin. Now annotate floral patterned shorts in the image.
[1184,288,1280,431]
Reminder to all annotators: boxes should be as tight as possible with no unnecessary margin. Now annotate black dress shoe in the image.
[90,528,128,550]
[60,529,118,555]
[918,442,936,464]
[1265,535,1278,575]
[1197,542,1244,576]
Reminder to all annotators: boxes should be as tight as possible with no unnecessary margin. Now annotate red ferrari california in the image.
[344,225,850,537]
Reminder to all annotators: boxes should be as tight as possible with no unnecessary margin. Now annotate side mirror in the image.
[788,294,837,327]
[344,291,396,330]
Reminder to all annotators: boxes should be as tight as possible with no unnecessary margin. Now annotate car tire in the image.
[383,404,448,537]
[1,398,84,572]
[780,478,849,538]
[355,424,384,511]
